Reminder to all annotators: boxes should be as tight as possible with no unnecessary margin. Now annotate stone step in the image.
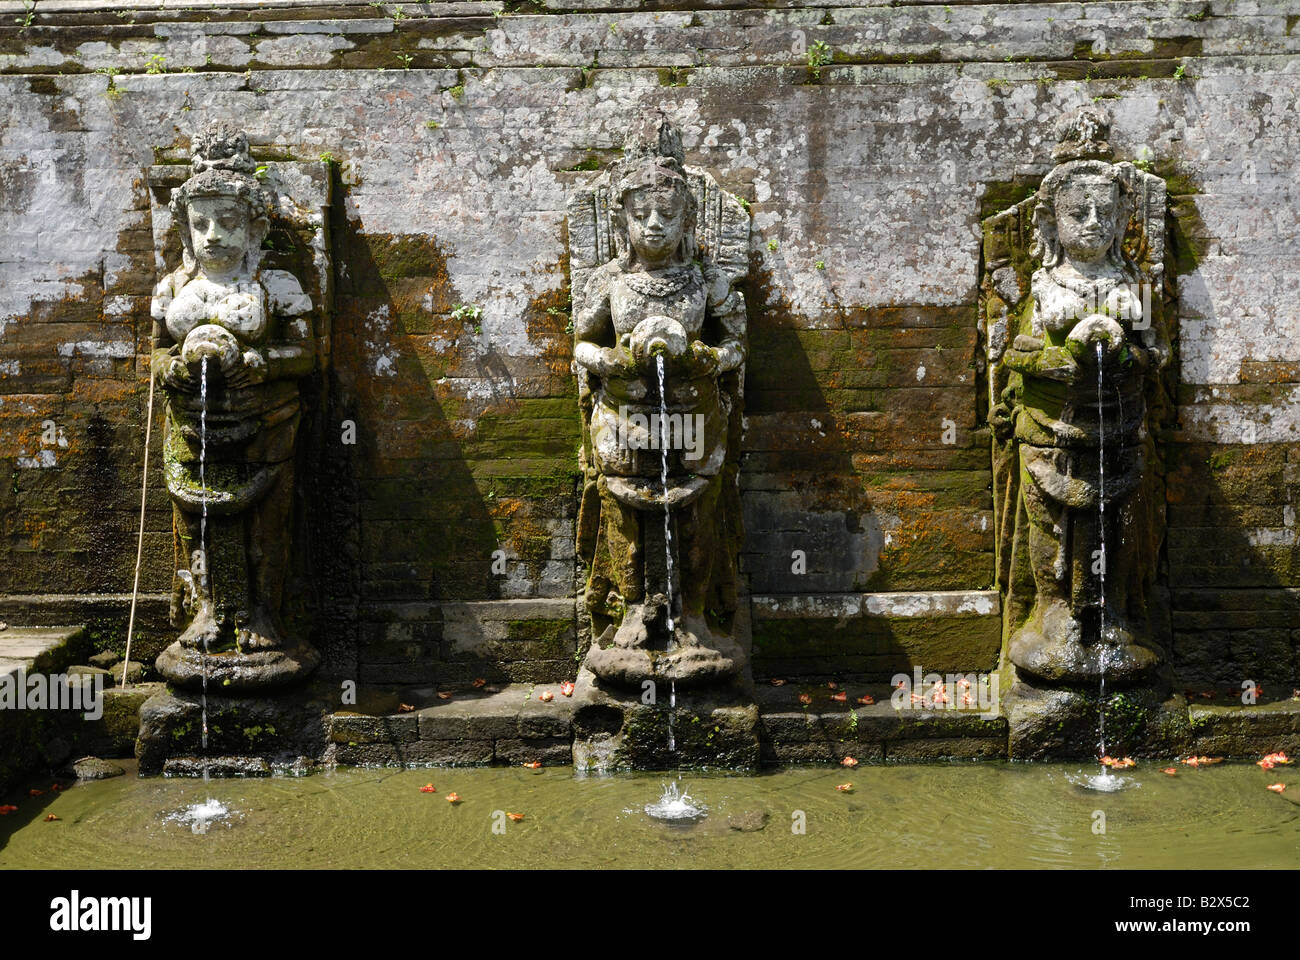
[0,625,88,679]
[326,682,575,767]
[1188,699,1300,757]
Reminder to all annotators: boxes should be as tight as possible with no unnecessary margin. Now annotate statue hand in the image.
[225,349,268,388]
[1066,314,1126,361]
[158,354,196,392]
[688,340,720,376]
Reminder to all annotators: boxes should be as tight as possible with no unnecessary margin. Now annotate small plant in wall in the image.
[453,303,483,335]
[15,1,35,31]
[396,53,414,70]
[319,151,335,164]
[807,40,833,80]
[145,54,167,75]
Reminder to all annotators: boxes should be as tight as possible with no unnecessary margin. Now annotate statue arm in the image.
[149,273,192,390]
[573,268,625,378]
[257,271,316,381]
[1004,334,1079,382]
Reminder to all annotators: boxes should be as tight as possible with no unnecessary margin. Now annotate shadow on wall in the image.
[1159,187,1298,699]
[740,251,999,683]
[319,173,580,691]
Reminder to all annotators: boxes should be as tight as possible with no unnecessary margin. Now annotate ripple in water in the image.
[1067,769,1136,793]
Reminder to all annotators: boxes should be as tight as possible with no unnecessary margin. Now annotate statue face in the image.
[1053,176,1120,264]
[186,195,254,277]
[625,184,687,263]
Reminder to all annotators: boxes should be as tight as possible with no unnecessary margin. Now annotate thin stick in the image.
[122,353,157,691]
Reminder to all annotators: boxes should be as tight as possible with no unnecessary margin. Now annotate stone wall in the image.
[1,0,1297,692]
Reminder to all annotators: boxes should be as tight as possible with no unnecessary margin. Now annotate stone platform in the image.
[0,625,89,792]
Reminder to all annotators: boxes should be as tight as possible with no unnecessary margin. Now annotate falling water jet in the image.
[656,354,677,754]
[1095,341,1108,762]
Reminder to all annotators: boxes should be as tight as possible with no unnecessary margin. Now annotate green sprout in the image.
[807,40,832,79]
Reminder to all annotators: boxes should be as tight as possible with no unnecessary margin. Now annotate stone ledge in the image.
[0,624,87,676]
[1188,699,1300,757]
[753,590,999,619]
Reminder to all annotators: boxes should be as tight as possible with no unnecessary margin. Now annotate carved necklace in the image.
[621,266,696,299]
[1047,266,1125,297]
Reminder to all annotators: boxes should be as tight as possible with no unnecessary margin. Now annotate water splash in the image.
[644,780,705,821]
[171,797,231,835]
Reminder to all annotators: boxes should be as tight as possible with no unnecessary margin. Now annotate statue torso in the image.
[609,264,706,340]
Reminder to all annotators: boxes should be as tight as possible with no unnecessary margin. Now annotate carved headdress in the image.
[170,123,272,223]
[169,122,273,269]
[610,110,697,263]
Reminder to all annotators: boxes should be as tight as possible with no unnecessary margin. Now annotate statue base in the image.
[155,639,320,694]
[135,686,331,775]
[1008,602,1161,686]
[571,669,759,771]
[1001,662,1191,760]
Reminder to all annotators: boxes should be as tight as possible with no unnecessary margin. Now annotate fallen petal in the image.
[560,682,575,697]
[523,761,542,769]
[539,690,554,702]
[856,695,875,705]
[506,812,524,822]
[44,814,59,822]
[841,756,859,768]
[1267,783,1286,794]
[446,792,462,803]
[835,783,853,792]
[419,783,436,793]
[1162,768,1177,776]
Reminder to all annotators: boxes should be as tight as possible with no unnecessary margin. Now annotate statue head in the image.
[1032,107,1138,276]
[611,111,697,268]
[169,123,272,280]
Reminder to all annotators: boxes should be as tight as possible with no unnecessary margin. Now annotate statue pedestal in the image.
[571,669,759,771]
[1001,662,1191,760]
[155,640,320,694]
[136,686,331,775]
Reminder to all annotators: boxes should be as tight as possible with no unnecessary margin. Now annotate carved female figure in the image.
[989,107,1170,684]
[571,112,749,687]
[150,123,319,691]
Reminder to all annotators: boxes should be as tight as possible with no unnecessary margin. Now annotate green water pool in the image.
[1,761,1297,869]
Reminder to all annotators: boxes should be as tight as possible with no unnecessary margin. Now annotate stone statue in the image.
[568,111,751,688]
[149,122,319,691]
[984,106,1172,685]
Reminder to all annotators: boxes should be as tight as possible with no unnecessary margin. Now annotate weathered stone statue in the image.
[984,106,1172,687]
[568,111,750,688]
[150,123,319,691]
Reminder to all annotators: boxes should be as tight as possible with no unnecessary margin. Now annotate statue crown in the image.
[1051,106,1114,163]
[191,121,256,176]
